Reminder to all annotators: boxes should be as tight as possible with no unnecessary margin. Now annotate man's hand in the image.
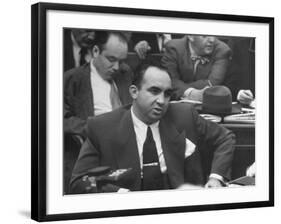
[237,89,254,105]
[205,177,223,188]
[246,162,256,177]
[183,87,209,102]
[134,40,151,59]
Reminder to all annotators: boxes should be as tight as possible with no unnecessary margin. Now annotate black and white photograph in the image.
[30,2,274,222]
[63,29,256,195]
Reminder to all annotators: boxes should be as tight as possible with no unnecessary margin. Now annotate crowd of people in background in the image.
[63,29,256,194]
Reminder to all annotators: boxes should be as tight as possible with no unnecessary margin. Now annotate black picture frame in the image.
[31,2,274,222]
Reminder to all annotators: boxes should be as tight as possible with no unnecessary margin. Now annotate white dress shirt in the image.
[130,106,224,183]
[130,107,167,175]
[90,60,116,116]
[156,34,172,52]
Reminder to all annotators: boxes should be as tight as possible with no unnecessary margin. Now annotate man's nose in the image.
[156,93,165,104]
[112,61,119,71]
[207,36,215,43]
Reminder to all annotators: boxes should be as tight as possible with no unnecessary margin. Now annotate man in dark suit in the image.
[161,35,232,101]
[64,31,133,193]
[63,28,96,72]
[64,31,133,138]
[70,61,235,193]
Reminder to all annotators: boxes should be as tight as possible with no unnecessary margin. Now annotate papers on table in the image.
[177,183,204,190]
[170,99,202,104]
[228,176,255,186]
[200,114,222,123]
[170,99,256,124]
[224,109,255,124]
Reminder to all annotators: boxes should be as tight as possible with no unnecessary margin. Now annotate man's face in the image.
[189,35,216,56]
[130,67,173,124]
[72,29,95,48]
[93,34,128,81]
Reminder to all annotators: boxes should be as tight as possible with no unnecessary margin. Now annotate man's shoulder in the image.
[213,39,232,58]
[165,36,188,52]
[87,105,131,127]
[163,103,198,132]
[64,64,90,81]
[166,103,195,117]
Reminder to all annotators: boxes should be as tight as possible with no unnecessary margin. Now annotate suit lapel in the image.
[159,116,186,188]
[112,109,142,190]
[79,64,95,117]
[181,38,194,82]
[113,67,132,106]
[110,108,187,189]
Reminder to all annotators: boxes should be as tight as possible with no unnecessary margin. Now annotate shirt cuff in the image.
[209,173,224,182]
[183,88,195,99]
[237,89,243,101]
[117,188,130,193]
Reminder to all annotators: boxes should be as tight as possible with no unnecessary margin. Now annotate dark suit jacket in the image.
[161,36,232,99]
[223,37,255,97]
[70,103,235,193]
[63,29,76,72]
[64,63,133,137]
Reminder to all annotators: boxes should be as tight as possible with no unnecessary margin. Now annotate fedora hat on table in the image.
[195,85,241,115]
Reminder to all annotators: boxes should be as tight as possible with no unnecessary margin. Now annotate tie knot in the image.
[146,126,153,139]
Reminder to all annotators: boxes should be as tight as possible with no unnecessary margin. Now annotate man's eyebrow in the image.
[148,86,161,90]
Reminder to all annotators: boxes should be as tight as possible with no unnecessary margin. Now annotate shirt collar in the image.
[90,59,106,82]
[90,59,98,74]
[188,41,197,57]
[71,32,81,49]
[130,106,159,132]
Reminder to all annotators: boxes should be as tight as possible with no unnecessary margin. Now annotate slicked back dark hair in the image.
[93,31,129,52]
[132,59,170,89]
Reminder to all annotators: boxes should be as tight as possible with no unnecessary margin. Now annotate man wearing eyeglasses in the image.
[63,31,133,193]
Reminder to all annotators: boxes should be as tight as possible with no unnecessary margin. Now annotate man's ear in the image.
[129,85,138,99]
[92,45,100,58]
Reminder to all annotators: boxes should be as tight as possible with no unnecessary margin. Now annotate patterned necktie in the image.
[190,55,210,75]
[142,127,164,190]
[109,81,122,110]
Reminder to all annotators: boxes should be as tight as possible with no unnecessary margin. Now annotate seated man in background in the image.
[63,28,96,72]
[64,31,133,138]
[70,61,235,193]
[64,31,133,193]
[161,35,232,101]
